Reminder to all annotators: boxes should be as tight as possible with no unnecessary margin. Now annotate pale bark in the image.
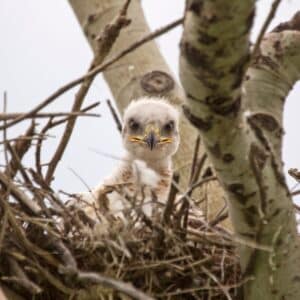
[180,1,300,299]
[68,0,228,225]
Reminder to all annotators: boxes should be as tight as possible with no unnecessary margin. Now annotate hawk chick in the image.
[73,97,180,229]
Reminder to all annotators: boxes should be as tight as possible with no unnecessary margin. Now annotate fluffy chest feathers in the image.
[75,159,172,225]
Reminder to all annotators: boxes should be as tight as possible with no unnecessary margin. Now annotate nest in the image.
[0,105,242,300]
[0,169,241,300]
[1,201,241,300]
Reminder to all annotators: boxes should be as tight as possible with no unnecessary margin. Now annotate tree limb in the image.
[180,1,300,299]
[44,0,132,184]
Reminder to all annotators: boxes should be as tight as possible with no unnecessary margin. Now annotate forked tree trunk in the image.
[180,1,300,299]
[68,0,229,226]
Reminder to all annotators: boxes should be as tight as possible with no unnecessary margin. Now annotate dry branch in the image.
[0,111,100,121]
[44,0,132,184]
[0,18,182,131]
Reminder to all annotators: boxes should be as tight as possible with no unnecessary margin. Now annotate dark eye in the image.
[128,119,140,131]
[163,121,174,133]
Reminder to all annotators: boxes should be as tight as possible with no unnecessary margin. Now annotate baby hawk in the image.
[72,97,180,229]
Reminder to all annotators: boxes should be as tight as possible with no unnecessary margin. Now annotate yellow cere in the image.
[129,124,172,145]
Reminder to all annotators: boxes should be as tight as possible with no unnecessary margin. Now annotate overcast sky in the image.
[1,0,300,196]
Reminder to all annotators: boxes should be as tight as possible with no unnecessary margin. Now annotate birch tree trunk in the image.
[68,0,229,226]
[180,1,300,299]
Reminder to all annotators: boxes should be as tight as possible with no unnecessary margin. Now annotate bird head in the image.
[122,97,180,163]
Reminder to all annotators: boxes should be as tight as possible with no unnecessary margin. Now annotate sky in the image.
[0,0,300,196]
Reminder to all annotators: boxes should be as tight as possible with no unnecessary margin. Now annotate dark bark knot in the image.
[208,142,221,159]
[227,183,256,204]
[227,183,245,196]
[140,71,174,94]
[182,105,212,131]
[188,1,204,15]
[180,41,210,68]
[212,97,241,116]
[223,153,235,163]
[254,55,279,71]
[202,167,213,178]
[204,95,241,116]
[248,113,280,132]
[206,143,234,163]
[198,31,218,45]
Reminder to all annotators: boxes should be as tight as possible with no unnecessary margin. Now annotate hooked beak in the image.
[145,130,158,150]
[128,124,173,150]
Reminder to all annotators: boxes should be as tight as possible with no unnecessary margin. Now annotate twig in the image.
[181,176,218,200]
[189,135,201,184]
[183,135,201,232]
[163,172,180,225]
[33,102,100,176]
[30,260,74,295]
[0,111,100,121]
[4,122,35,179]
[44,0,132,184]
[201,266,232,300]
[156,276,254,297]
[1,201,61,267]
[288,168,300,182]
[291,190,300,197]
[106,99,122,132]
[192,153,208,185]
[0,172,41,215]
[0,92,10,256]
[251,0,282,60]
[0,18,183,131]
[0,208,8,254]
[74,270,155,300]
[6,142,33,188]
[7,257,42,294]
[48,238,77,271]
[209,210,229,227]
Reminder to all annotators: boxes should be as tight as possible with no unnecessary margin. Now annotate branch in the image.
[245,11,300,157]
[0,172,41,215]
[7,257,42,295]
[0,18,182,131]
[251,0,282,60]
[74,270,154,300]
[4,122,35,179]
[106,99,122,132]
[0,111,99,121]
[44,0,132,184]
[180,3,300,298]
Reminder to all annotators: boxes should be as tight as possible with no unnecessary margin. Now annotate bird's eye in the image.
[163,121,174,133]
[128,119,140,131]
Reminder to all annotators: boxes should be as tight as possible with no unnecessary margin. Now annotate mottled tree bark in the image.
[180,0,300,299]
[68,0,228,226]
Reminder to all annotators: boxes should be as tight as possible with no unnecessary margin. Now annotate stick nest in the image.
[0,170,241,299]
[0,114,242,300]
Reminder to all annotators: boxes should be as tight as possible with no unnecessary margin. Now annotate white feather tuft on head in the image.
[123,96,180,123]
